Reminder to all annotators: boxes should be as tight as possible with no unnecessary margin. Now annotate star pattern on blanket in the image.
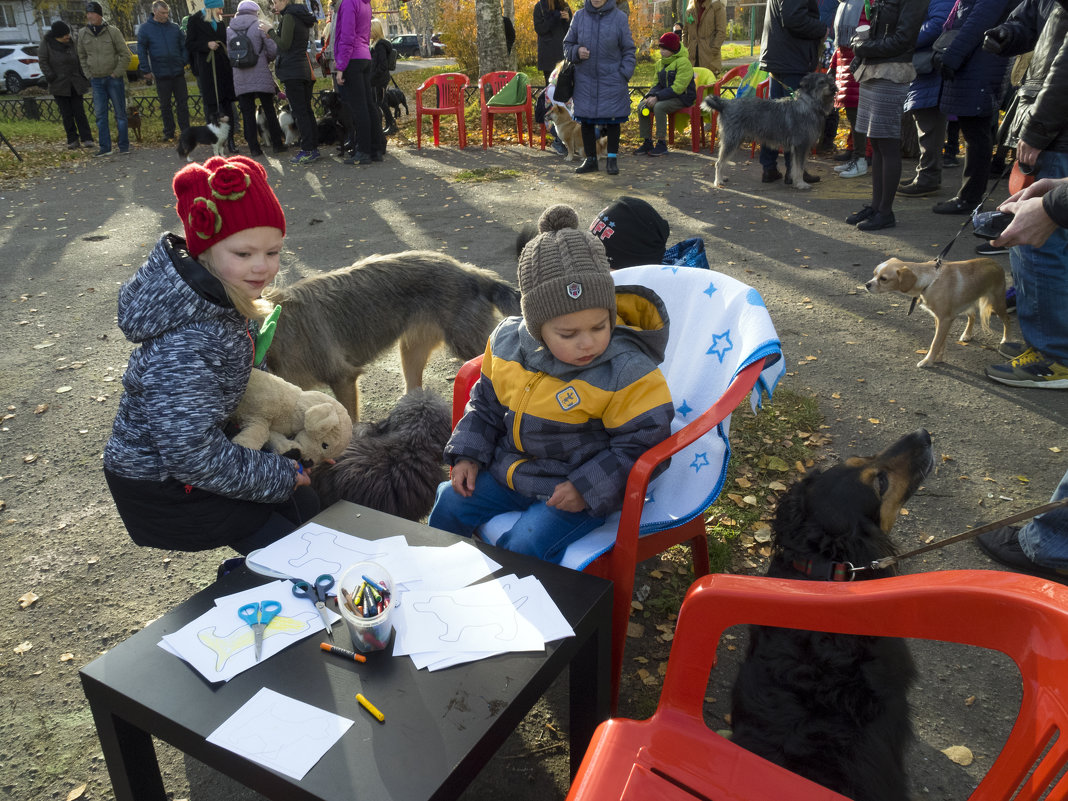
[661,264,682,275]
[676,399,693,418]
[690,452,710,473]
[746,288,765,307]
[707,330,733,363]
[703,281,718,299]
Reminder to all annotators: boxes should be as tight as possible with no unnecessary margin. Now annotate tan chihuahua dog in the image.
[865,257,1012,368]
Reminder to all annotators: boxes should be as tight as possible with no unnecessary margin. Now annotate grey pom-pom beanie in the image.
[518,204,616,342]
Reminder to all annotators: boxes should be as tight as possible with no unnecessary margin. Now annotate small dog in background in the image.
[702,71,835,189]
[255,106,271,148]
[126,106,142,142]
[865,257,1012,367]
[277,104,300,146]
[176,115,230,162]
[315,89,348,149]
[310,389,452,521]
[545,104,606,163]
[384,86,408,118]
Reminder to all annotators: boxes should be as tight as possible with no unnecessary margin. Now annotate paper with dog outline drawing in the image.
[158,580,337,683]
[247,523,419,585]
[207,687,353,780]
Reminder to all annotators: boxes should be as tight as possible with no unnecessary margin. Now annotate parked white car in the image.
[0,43,45,94]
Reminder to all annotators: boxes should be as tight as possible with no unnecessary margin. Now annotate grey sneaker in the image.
[838,157,867,178]
[94,149,113,157]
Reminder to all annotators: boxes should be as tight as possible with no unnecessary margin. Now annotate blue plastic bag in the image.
[661,237,709,270]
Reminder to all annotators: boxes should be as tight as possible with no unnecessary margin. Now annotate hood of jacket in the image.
[282,3,317,26]
[584,0,618,14]
[521,284,670,379]
[118,234,238,344]
[660,46,691,69]
[228,8,260,33]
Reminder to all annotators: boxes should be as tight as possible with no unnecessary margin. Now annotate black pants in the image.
[283,78,319,152]
[374,83,393,127]
[54,92,93,144]
[238,91,284,153]
[337,59,384,157]
[154,72,190,137]
[956,114,994,205]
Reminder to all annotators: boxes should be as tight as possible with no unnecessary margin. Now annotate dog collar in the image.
[791,558,856,582]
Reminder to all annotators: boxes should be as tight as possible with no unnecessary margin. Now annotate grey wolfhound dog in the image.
[703,72,835,189]
[311,389,453,521]
[264,251,521,421]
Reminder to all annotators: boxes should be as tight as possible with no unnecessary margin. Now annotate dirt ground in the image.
[1,128,1065,801]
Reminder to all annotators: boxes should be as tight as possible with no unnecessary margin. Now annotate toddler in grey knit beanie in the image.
[518,204,617,343]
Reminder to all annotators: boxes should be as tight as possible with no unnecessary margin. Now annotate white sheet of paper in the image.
[206,687,353,780]
[406,542,502,590]
[159,580,335,682]
[247,523,418,585]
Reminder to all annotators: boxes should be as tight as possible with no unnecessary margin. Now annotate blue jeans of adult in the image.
[337,58,384,157]
[1019,467,1068,568]
[154,72,190,138]
[428,470,605,564]
[91,76,129,152]
[759,71,804,173]
[1009,149,1068,364]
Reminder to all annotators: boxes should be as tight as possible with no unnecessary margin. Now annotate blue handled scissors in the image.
[292,574,335,637]
[238,600,282,661]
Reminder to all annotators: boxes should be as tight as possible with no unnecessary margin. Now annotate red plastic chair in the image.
[666,66,716,154]
[567,570,1068,801]
[415,73,469,149]
[479,71,534,149]
[704,64,750,156]
[449,266,783,712]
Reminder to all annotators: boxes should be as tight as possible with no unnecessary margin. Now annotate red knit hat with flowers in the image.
[658,32,681,53]
[173,156,286,258]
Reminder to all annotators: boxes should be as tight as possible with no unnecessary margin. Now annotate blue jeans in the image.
[1019,467,1068,568]
[759,72,804,172]
[1009,150,1068,364]
[428,471,605,564]
[91,76,129,152]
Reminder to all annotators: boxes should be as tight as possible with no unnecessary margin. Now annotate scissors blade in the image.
[253,624,265,660]
[316,601,333,636]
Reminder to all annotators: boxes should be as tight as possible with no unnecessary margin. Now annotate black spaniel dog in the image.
[730,428,935,801]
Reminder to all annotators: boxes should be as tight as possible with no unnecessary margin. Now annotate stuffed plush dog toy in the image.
[231,369,353,465]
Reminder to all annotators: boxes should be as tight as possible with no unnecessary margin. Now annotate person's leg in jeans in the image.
[1018,467,1068,567]
[428,470,532,536]
[497,501,605,563]
[156,74,177,139]
[956,113,993,204]
[759,72,804,175]
[107,76,129,151]
[91,77,111,152]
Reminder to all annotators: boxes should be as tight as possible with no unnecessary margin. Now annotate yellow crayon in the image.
[356,692,385,723]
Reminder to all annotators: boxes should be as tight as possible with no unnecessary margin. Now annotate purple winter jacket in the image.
[333,0,371,72]
[562,0,635,121]
[227,6,279,96]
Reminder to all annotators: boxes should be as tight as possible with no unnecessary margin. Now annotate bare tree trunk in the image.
[476,0,509,74]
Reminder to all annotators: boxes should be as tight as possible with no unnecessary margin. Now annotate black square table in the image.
[80,501,613,801]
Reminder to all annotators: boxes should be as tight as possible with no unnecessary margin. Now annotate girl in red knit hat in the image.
[104,156,320,555]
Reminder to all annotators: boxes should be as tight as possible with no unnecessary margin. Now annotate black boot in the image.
[226,134,239,154]
[575,157,598,174]
[605,156,618,175]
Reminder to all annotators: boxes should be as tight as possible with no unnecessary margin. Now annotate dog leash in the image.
[835,497,1068,578]
[907,169,1009,316]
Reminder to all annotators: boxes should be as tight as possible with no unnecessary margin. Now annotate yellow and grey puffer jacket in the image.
[445,284,674,518]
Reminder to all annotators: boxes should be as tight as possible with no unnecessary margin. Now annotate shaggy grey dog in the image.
[264,251,520,421]
[703,72,835,189]
[310,389,452,521]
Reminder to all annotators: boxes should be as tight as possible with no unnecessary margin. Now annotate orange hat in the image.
[173,156,286,258]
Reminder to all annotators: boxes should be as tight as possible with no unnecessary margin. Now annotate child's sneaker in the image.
[648,140,668,157]
[838,157,867,178]
[633,139,653,155]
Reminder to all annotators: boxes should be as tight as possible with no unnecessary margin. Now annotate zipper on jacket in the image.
[511,372,543,452]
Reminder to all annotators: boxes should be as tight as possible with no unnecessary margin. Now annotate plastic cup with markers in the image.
[337,562,394,653]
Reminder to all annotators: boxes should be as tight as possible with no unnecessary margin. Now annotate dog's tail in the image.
[485,275,521,316]
[977,296,997,335]
[702,95,727,114]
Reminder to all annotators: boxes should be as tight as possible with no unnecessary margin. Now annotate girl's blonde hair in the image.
[370,17,383,42]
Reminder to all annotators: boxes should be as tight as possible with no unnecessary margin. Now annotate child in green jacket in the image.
[634,32,697,157]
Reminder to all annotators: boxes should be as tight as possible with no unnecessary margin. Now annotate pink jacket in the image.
[332,0,370,72]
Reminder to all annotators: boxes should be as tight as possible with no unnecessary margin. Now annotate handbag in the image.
[553,59,576,104]
[913,29,960,75]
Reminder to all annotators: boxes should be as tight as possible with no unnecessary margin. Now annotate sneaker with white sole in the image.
[985,348,1068,389]
[975,241,1010,256]
[839,157,867,178]
[834,159,856,173]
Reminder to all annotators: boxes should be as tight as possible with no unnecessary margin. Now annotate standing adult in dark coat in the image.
[137,0,190,141]
[40,21,93,148]
[930,0,1014,214]
[534,0,572,85]
[757,0,826,183]
[269,0,320,164]
[228,0,286,155]
[185,0,238,151]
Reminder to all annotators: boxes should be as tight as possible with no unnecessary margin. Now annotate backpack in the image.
[228,32,258,69]
[385,39,397,72]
